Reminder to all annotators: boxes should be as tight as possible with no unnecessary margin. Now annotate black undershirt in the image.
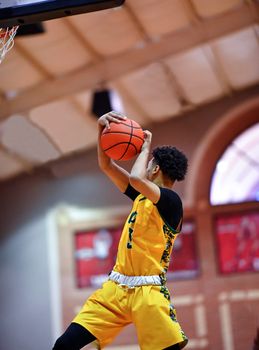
[124,184,183,231]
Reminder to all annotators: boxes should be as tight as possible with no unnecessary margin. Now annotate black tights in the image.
[163,345,181,350]
[52,322,181,350]
[52,323,96,350]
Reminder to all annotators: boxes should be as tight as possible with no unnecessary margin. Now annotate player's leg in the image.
[133,285,188,350]
[52,322,96,349]
[71,281,131,348]
[163,344,181,350]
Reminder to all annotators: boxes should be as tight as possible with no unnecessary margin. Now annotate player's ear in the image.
[152,164,160,175]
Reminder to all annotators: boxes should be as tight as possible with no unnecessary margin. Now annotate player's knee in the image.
[52,335,70,350]
[163,344,181,350]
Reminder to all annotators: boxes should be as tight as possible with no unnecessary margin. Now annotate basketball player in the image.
[53,111,188,350]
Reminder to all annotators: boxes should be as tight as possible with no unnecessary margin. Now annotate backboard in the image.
[0,0,125,27]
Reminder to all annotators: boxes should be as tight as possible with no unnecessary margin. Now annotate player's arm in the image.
[97,111,130,193]
[129,130,160,203]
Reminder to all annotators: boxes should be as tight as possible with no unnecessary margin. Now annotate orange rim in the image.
[0,26,19,39]
[0,30,7,39]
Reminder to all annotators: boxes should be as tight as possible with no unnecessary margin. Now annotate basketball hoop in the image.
[0,26,19,64]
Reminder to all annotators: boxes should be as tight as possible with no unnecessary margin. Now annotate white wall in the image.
[0,215,51,349]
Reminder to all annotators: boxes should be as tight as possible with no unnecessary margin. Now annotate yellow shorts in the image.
[73,280,188,349]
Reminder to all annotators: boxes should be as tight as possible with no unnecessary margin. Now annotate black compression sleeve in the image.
[124,184,140,201]
[156,188,183,231]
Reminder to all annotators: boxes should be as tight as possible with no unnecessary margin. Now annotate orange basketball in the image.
[101,118,144,161]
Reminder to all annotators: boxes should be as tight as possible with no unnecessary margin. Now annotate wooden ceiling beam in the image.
[0,2,258,120]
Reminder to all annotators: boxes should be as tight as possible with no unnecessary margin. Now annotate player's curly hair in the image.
[152,145,188,182]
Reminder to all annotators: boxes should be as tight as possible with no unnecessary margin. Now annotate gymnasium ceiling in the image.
[0,0,259,182]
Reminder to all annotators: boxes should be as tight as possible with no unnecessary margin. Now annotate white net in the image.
[0,26,19,63]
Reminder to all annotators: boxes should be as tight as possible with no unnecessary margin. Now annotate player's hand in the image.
[142,130,152,150]
[98,111,127,130]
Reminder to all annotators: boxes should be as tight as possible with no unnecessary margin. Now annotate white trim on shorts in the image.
[108,270,162,288]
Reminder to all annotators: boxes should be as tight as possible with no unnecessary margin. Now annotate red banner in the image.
[216,212,259,273]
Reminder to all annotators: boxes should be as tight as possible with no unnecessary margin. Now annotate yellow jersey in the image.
[113,187,182,281]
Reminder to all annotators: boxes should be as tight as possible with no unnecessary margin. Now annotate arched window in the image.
[210,123,259,205]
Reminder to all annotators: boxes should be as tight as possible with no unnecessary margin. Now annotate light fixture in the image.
[91,88,124,118]
[91,89,112,118]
